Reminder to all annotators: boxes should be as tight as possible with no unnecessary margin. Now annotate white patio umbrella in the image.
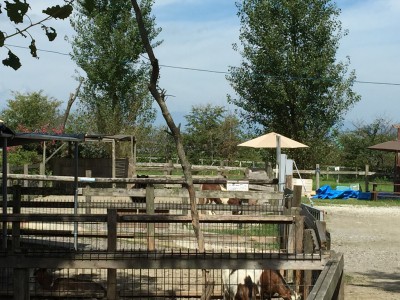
[238,132,308,191]
[237,132,308,149]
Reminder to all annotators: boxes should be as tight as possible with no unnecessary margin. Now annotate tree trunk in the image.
[61,78,83,131]
[130,1,211,298]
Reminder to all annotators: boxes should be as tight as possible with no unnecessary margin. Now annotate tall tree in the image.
[228,0,360,167]
[70,0,159,134]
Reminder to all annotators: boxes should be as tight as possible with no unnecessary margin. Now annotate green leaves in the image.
[2,50,21,70]
[29,39,37,58]
[0,31,5,47]
[4,0,30,24]
[42,25,57,41]
[42,4,73,20]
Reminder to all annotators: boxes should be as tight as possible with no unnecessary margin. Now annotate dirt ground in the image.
[315,204,400,300]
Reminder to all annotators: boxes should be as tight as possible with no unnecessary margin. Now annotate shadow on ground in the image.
[350,270,400,293]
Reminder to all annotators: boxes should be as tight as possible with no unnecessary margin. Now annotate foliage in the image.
[6,147,40,166]
[183,104,244,163]
[228,0,361,167]
[136,125,176,161]
[0,91,62,131]
[69,0,159,135]
[0,1,74,70]
[337,118,396,172]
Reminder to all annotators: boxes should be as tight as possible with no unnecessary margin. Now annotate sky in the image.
[1,0,400,130]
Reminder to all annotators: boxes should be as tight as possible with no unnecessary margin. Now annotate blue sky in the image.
[1,0,400,130]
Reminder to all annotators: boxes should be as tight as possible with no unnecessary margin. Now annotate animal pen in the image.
[0,174,343,300]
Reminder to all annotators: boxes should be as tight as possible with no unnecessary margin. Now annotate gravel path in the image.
[316,205,400,300]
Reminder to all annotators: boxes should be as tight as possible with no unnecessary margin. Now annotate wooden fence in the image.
[0,176,343,300]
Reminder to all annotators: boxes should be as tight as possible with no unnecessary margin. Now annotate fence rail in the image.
[0,180,342,300]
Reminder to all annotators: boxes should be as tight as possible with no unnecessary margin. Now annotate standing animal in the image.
[222,269,299,300]
[130,174,149,203]
[199,183,226,205]
[199,183,245,215]
[34,268,106,297]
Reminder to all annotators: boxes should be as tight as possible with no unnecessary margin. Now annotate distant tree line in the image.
[0,92,396,173]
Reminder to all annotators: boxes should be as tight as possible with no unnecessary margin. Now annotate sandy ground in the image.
[316,205,400,300]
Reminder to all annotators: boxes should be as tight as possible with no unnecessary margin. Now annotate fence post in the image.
[12,185,21,251]
[303,229,314,299]
[13,268,30,300]
[107,209,117,300]
[23,164,29,201]
[12,185,30,299]
[315,164,320,190]
[287,185,303,292]
[146,185,155,251]
[85,170,92,215]
[365,164,369,192]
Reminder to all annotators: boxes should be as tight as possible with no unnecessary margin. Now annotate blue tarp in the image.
[313,184,359,199]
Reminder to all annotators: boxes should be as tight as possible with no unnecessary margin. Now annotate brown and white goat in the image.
[222,269,299,300]
[199,183,245,215]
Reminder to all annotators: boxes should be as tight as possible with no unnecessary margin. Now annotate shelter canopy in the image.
[368,141,400,152]
[0,132,85,147]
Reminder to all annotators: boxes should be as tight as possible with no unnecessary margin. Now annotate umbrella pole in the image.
[276,135,283,192]
[2,137,7,250]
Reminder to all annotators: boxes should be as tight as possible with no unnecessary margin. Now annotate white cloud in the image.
[338,0,400,125]
[2,0,400,129]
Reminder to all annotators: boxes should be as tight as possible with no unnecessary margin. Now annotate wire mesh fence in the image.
[0,183,326,299]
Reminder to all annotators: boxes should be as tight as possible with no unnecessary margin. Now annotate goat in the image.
[199,183,246,215]
[222,269,299,300]
[222,269,261,300]
[259,269,299,300]
[34,268,106,298]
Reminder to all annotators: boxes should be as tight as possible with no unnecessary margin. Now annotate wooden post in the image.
[315,164,320,190]
[112,139,116,189]
[146,185,155,251]
[107,209,117,300]
[287,187,303,287]
[12,185,21,252]
[365,164,369,192]
[85,170,92,215]
[7,163,11,187]
[303,229,314,299]
[23,164,29,201]
[292,185,302,207]
[13,268,30,300]
[294,213,304,294]
[39,162,45,188]
[13,185,29,299]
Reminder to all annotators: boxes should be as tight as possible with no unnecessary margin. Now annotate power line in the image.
[5,43,400,86]
[5,44,70,56]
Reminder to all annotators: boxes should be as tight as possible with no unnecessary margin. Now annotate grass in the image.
[205,224,279,236]
[306,176,400,204]
[303,197,400,207]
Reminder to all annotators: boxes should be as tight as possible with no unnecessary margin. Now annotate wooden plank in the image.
[0,252,328,270]
[81,187,283,200]
[307,253,344,300]
[315,221,327,250]
[2,174,275,185]
[0,213,294,224]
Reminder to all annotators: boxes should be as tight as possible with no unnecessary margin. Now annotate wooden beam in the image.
[307,253,344,300]
[0,252,328,270]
